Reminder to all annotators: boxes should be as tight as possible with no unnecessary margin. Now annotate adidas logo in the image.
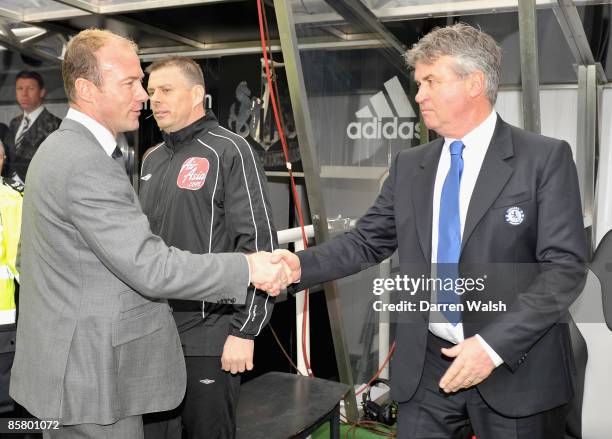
[346,76,419,140]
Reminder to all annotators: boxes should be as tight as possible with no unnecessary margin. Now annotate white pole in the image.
[294,238,310,376]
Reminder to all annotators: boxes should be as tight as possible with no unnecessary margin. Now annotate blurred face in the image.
[147,66,204,133]
[89,42,148,137]
[16,77,45,113]
[414,56,476,139]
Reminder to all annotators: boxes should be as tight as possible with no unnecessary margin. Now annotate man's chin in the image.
[121,121,140,133]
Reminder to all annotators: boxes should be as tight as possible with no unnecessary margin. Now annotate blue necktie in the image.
[437,140,464,325]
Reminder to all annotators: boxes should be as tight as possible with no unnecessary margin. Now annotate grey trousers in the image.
[42,415,143,439]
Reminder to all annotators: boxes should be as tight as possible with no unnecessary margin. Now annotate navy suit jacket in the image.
[294,116,587,417]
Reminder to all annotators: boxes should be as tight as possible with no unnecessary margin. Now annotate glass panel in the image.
[0,0,80,16]
[572,3,612,79]
[288,0,421,386]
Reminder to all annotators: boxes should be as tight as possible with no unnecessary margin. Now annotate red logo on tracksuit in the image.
[177,157,209,190]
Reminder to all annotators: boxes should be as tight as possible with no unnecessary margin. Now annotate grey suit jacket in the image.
[9,118,250,425]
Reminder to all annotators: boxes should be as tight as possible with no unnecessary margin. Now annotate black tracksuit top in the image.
[139,112,277,355]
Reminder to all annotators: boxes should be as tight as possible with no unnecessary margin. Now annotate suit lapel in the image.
[10,115,22,137]
[461,117,515,253]
[412,138,444,264]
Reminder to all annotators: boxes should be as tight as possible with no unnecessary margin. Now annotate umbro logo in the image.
[346,76,419,140]
[141,173,152,181]
[199,379,215,385]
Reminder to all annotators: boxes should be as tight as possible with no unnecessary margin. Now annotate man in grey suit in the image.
[9,29,287,439]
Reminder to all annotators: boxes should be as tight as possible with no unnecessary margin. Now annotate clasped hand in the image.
[246,250,301,295]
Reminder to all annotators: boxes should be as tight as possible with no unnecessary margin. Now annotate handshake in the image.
[246,249,302,296]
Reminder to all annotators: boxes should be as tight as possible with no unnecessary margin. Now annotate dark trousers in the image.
[396,332,568,439]
[0,351,15,413]
[144,356,241,439]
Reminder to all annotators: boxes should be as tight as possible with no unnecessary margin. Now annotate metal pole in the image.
[576,64,596,230]
[294,238,310,376]
[273,0,359,421]
[518,0,541,134]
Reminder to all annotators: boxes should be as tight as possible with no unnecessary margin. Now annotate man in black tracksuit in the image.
[141,57,276,439]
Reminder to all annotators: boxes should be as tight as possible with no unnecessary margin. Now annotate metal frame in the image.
[294,0,560,25]
[2,0,231,22]
[0,23,61,62]
[0,0,610,26]
[51,0,210,50]
[324,0,406,54]
[553,0,607,82]
[577,64,597,229]
[552,0,601,236]
[138,34,387,61]
[518,0,541,134]
[273,0,359,423]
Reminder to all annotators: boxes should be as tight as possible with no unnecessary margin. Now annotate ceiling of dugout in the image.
[0,0,611,85]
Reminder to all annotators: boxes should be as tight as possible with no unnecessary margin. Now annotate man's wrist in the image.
[475,334,504,367]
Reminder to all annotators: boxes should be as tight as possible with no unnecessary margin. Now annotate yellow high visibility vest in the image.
[0,181,22,325]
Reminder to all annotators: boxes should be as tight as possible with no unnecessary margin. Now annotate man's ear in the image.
[74,78,95,104]
[468,70,486,99]
[40,87,47,99]
[192,84,205,108]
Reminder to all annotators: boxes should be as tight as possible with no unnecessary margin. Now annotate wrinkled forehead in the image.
[414,55,460,80]
[16,77,41,89]
[148,65,192,88]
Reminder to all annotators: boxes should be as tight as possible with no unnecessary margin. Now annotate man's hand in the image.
[438,336,495,393]
[246,251,289,296]
[270,249,301,284]
[221,335,254,374]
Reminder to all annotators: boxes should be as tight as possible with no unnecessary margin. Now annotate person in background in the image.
[142,56,276,439]
[0,123,10,175]
[0,140,22,415]
[7,70,61,190]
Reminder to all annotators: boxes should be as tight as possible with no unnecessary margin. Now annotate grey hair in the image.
[404,23,502,104]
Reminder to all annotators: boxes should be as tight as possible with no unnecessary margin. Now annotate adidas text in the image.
[347,118,416,140]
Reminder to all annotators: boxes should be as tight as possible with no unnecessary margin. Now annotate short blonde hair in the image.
[62,29,138,102]
[145,56,205,89]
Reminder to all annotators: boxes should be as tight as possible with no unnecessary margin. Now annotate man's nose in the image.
[415,87,425,104]
[149,89,161,103]
[135,82,148,102]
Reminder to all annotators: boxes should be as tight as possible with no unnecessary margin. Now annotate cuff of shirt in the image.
[243,254,251,287]
[475,334,504,367]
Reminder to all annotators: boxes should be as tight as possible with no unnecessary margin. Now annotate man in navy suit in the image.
[7,70,61,189]
[274,24,587,438]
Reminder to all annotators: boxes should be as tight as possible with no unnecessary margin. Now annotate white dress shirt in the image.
[14,105,45,142]
[429,109,503,367]
[65,108,117,156]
